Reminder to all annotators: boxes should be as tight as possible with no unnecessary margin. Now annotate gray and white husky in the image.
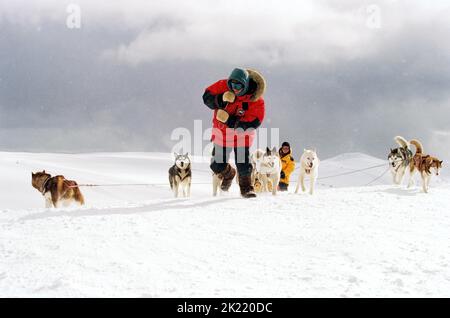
[388,136,413,185]
[169,153,192,198]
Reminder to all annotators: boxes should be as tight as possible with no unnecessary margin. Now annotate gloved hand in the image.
[216,109,230,123]
[280,171,286,179]
[222,91,236,103]
[226,116,238,128]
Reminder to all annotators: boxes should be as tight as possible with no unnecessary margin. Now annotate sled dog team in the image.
[169,146,320,198]
[30,136,443,207]
[29,67,443,207]
[388,136,443,193]
[169,135,444,199]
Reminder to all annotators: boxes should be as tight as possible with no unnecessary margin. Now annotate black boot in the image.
[239,175,257,198]
[218,164,236,191]
[278,182,288,191]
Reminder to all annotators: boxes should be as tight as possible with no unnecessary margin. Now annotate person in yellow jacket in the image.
[278,142,296,191]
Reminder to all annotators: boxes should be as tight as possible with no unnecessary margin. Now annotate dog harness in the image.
[414,154,433,175]
[41,177,51,195]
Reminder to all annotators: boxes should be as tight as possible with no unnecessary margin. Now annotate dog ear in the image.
[184,152,189,157]
[440,160,443,165]
[173,152,179,158]
[266,147,271,155]
[43,170,46,173]
[272,146,277,153]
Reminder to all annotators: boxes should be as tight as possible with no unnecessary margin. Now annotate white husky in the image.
[249,149,265,192]
[258,147,282,195]
[295,149,320,195]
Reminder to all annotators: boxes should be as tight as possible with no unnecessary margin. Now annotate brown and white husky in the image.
[31,170,85,208]
[407,139,443,193]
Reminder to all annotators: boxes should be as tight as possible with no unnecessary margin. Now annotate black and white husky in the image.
[169,153,192,198]
[388,136,413,185]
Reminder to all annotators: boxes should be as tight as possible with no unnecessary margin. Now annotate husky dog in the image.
[388,136,413,185]
[258,147,282,195]
[169,153,192,198]
[233,149,266,193]
[212,173,222,197]
[212,169,231,197]
[31,170,85,208]
[213,163,237,197]
[407,139,443,193]
[295,149,320,195]
[212,169,236,197]
[250,149,265,193]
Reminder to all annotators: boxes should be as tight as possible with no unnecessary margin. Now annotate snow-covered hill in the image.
[0,151,449,297]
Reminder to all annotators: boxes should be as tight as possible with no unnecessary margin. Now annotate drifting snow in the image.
[0,152,449,297]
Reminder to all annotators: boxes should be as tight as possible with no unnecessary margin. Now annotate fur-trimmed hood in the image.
[247,69,266,102]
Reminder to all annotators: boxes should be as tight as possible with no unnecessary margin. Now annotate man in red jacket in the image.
[202,68,266,198]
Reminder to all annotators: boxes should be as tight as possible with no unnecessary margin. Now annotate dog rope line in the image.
[69,163,389,188]
[315,163,387,180]
[194,163,390,184]
[363,166,391,186]
[69,182,214,188]
[69,183,168,188]
[288,164,389,187]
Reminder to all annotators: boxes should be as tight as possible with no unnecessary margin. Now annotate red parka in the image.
[202,69,266,148]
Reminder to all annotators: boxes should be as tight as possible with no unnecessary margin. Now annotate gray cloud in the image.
[0,0,449,161]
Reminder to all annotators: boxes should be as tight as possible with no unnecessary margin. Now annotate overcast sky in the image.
[0,0,449,159]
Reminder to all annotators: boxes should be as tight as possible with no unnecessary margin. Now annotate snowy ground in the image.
[1,151,449,297]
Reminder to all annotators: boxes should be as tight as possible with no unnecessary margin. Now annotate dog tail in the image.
[394,136,409,148]
[410,139,423,154]
[73,184,85,205]
[169,174,173,190]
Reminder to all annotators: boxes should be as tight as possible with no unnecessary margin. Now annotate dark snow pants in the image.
[210,145,252,177]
